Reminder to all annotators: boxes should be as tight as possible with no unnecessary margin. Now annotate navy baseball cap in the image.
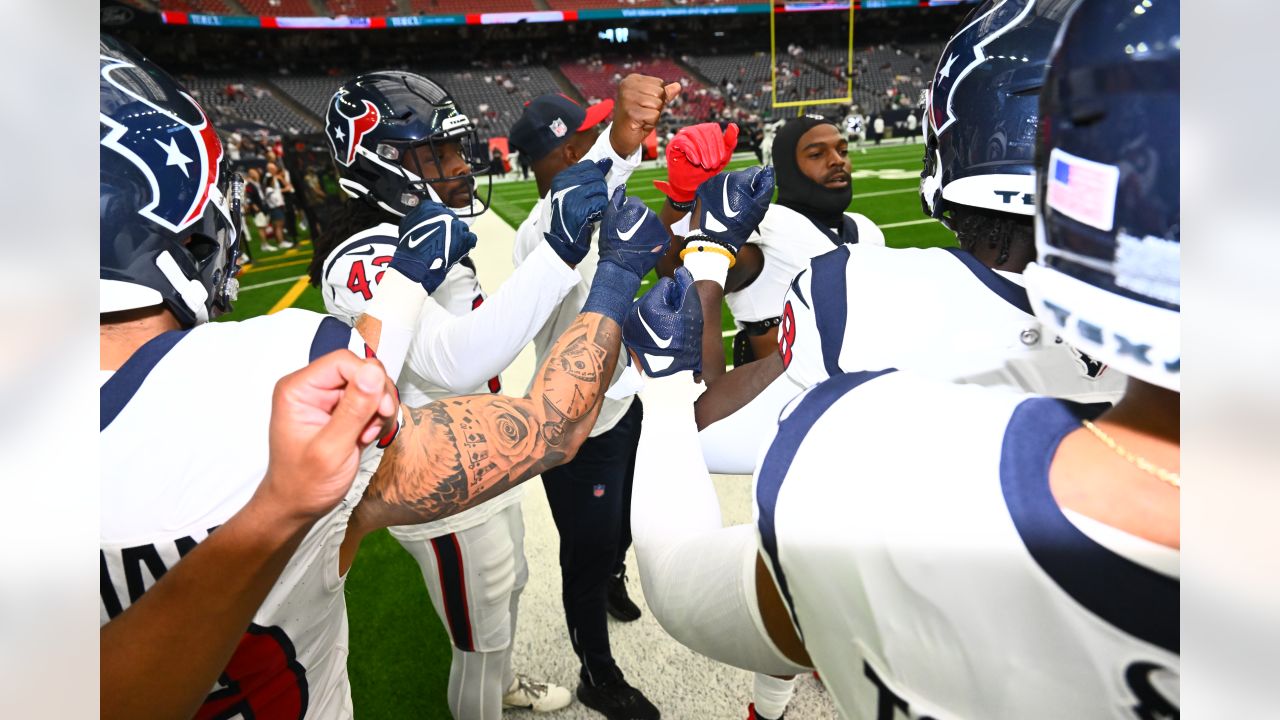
[510,94,614,163]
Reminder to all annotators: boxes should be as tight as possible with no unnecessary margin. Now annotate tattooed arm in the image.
[343,187,668,561]
[347,311,621,538]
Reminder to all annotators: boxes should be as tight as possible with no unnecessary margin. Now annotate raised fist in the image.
[623,267,703,377]
[613,74,682,156]
[542,158,613,266]
[598,185,670,279]
[654,122,739,204]
[692,165,774,253]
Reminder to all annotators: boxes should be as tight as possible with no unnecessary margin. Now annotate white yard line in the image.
[238,274,306,292]
[852,187,919,199]
[877,218,939,229]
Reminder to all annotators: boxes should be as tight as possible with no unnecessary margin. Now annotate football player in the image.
[100,37,671,720]
[309,73,674,719]
[688,0,1123,480]
[507,83,681,720]
[309,72,600,717]
[103,351,396,719]
[630,0,1180,716]
[658,114,884,373]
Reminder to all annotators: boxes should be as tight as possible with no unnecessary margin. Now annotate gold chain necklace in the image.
[1081,420,1180,488]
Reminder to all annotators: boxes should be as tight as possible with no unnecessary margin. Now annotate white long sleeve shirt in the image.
[321,219,580,537]
[511,125,643,437]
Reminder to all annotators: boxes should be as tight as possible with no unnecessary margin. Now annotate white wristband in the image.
[366,268,428,330]
[606,358,647,400]
[363,268,428,377]
[681,243,730,287]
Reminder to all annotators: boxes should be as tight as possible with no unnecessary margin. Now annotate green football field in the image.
[221,142,952,718]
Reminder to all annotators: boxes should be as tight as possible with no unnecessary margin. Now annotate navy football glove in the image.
[597,185,671,278]
[391,201,478,293]
[543,158,613,266]
[581,186,672,324]
[692,165,774,253]
[623,267,703,377]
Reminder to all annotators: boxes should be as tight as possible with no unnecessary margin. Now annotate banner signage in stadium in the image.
[159,1,976,29]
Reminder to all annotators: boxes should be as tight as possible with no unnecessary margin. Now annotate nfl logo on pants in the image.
[593,484,606,498]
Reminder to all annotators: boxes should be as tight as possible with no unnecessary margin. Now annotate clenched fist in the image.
[258,350,399,521]
[611,74,682,158]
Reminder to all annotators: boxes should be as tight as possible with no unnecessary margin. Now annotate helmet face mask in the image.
[397,135,491,216]
[100,35,243,327]
[327,71,492,219]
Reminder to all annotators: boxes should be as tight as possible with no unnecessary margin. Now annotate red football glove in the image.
[654,122,740,204]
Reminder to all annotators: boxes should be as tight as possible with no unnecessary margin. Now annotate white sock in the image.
[753,673,796,720]
[448,646,511,720]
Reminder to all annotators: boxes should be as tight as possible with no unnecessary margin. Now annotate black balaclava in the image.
[771,116,852,229]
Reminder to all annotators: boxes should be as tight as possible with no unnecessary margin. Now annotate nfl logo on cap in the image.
[550,117,568,138]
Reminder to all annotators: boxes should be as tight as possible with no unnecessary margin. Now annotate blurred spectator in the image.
[262,162,295,251]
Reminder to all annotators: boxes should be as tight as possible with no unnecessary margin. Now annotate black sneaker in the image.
[577,668,659,720]
[607,569,642,622]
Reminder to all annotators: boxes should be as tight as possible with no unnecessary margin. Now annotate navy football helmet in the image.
[325,71,491,219]
[920,0,1078,228]
[1025,0,1180,391]
[100,35,242,327]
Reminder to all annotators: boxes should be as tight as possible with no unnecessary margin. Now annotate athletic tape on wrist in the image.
[364,268,426,377]
[680,246,730,287]
[366,268,428,330]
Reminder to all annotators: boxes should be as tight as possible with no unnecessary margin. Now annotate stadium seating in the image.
[326,0,397,15]
[182,76,322,135]
[407,0,534,12]
[560,57,700,106]
[544,0,664,8]
[238,0,317,16]
[272,66,562,139]
[157,0,237,13]
[685,41,942,118]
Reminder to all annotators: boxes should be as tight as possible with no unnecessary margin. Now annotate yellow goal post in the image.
[769,1,855,111]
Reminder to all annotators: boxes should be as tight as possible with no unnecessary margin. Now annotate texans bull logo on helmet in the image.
[99,55,226,234]
[328,88,382,167]
[928,0,1036,135]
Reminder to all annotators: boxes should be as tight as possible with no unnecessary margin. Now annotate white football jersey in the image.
[320,224,522,540]
[756,370,1179,719]
[101,309,383,719]
[779,243,1125,403]
[726,203,884,328]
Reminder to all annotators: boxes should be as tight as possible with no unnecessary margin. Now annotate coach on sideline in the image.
[508,77,676,720]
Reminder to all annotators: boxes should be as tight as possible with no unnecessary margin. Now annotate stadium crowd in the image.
[101,1,1180,719]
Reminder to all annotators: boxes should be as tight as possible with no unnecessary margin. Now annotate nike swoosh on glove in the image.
[693,165,774,253]
[542,157,613,266]
[598,185,671,278]
[391,201,479,293]
[654,122,740,203]
[623,267,703,377]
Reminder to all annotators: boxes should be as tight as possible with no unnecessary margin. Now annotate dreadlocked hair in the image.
[308,197,396,287]
[949,205,1034,267]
